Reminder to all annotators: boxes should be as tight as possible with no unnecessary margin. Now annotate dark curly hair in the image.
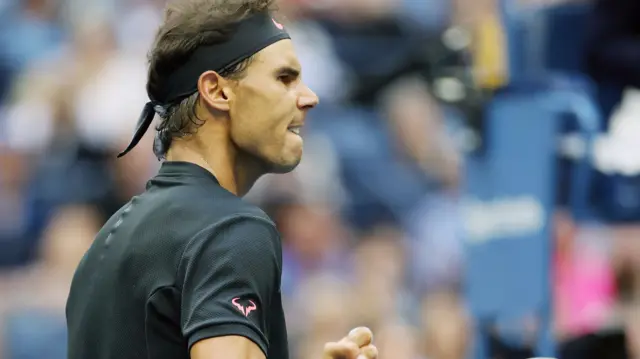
[147,0,277,159]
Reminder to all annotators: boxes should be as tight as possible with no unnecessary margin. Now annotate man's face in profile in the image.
[226,38,318,174]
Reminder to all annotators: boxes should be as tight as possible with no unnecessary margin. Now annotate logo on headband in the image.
[272,18,284,30]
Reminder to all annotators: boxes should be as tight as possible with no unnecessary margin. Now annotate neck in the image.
[165,139,264,197]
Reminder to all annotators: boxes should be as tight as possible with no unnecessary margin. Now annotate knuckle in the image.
[363,344,378,358]
[348,326,373,347]
[350,326,372,337]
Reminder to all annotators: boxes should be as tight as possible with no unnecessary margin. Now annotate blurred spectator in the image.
[113,0,164,55]
[277,1,350,104]
[420,291,470,359]
[0,0,64,73]
[289,274,355,358]
[350,226,408,329]
[0,204,101,359]
[611,226,640,304]
[381,76,461,189]
[381,77,464,294]
[4,17,147,153]
[553,210,617,340]
[0,145,30,267]
[406,192,463,295]
[277,202,350,297]
[376,322,422,359]
[1,14,155,262]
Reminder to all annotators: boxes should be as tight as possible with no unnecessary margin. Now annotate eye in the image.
[278,74,294,85]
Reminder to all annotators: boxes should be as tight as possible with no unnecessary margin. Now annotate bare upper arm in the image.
[190,335,267,359]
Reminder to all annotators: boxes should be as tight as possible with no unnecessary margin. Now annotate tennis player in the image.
[65,1,378,358]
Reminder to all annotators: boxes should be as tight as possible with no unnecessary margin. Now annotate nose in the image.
[297,82,319,110]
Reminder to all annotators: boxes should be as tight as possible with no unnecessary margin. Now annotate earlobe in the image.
[198,71,230,112]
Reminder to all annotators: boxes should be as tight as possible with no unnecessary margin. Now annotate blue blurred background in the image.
[1,0,640,358]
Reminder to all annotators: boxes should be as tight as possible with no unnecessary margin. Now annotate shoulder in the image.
[204,193,278,241]
[179,212,282,268]
[176,214,283,292]
[207,213,279,247]
[202,185,278,237]
[222,195,275,227]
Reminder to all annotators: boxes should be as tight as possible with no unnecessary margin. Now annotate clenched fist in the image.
[323,327,378,359]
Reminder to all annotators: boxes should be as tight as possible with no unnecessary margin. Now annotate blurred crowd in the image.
[1,0,640,359]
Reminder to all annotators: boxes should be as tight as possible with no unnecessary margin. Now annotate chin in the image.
[268,157,301,174]
[261,151,302,174]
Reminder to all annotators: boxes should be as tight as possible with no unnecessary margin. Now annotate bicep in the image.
[191,336,266,359]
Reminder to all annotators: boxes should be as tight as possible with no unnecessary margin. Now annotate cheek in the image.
[229,93,265,138]
[268,90,298,128]
[229,117,261,152]
[228,108,283,155]
[230,85,297,146]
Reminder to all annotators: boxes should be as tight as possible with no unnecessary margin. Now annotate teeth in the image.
[289,128,300,135]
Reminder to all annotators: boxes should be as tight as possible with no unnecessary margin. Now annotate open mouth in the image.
[287,126,301,135]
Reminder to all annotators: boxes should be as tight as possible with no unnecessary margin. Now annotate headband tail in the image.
[117,102,156,158]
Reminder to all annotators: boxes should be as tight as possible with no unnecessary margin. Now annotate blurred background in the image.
[1,0,640,358]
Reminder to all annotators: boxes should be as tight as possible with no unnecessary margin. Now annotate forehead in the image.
[250,39,301,72]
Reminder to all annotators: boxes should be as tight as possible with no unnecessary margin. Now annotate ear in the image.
[197,70,232,112]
